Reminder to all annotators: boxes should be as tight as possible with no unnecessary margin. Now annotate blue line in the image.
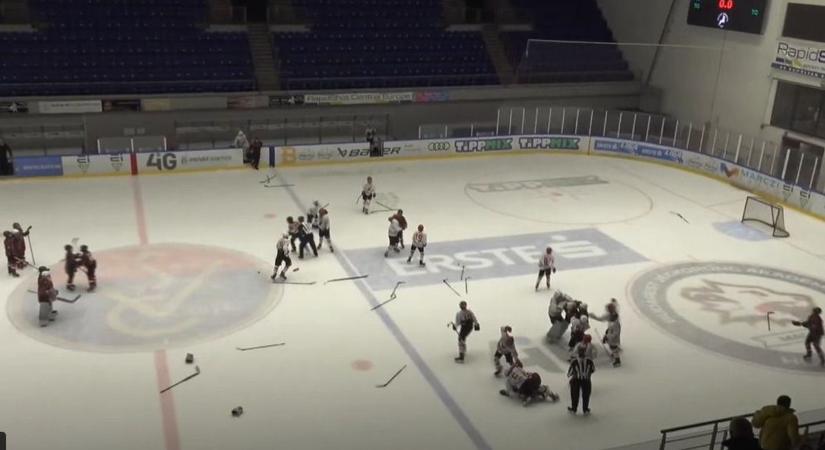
[276,170,493,450]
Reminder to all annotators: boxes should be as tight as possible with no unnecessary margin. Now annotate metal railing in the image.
[281,73,498,91]
[174,113,391,149]
[659,415,825,450]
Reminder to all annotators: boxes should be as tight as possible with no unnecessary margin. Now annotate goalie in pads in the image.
[498,361,560,406]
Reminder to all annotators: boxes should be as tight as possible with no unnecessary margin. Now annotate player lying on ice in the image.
[498,360,560,407]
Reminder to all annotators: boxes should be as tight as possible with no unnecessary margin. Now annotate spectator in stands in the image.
[233,130,249,161]
[752,395,800,450]
[722,417,762,450]
[0,138,13,176]
[249,137,262,170]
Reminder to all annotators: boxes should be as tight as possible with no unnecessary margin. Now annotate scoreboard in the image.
[687,0,768,34]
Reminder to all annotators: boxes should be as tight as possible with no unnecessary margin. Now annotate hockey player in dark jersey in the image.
[451,301,480,363]
[79,245,97,291]
[64,244,81,291]
[3,231,18,277]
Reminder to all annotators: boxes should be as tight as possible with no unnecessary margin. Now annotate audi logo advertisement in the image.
[427,142,452,151]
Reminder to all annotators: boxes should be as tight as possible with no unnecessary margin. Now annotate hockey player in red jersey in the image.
[64,245,81,291]
[3,231,18,277]
[79,245,97,291]
[11,222,31,269]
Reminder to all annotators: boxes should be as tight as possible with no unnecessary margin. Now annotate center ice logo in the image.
[630,262,825,372]
[6,244,282,352]
[344,229,646,290]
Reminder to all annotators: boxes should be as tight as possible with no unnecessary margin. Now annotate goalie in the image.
[498,361,560,406]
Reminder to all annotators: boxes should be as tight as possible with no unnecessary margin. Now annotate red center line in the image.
[131,177,181,450]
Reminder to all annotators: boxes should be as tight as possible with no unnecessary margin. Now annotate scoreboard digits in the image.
[687,0,768,34]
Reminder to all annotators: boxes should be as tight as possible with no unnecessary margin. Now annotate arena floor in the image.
[1,153,823,450]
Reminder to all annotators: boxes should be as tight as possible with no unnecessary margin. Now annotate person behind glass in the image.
[249,137,262,170]
[567,345,595,416]
[0,137,13,176]
[721,417,762,450]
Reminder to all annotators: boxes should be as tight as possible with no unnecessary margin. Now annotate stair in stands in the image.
[247,22,279,91]
[481,24,514,85]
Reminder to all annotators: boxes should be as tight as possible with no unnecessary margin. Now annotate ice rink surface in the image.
[1,153,823,450]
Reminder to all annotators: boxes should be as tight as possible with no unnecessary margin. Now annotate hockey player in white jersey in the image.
[570,334,598,361]
[568,303,590,351]
[271,234,292,281]
[384,216,402,257]
[547,291,571,343]
[451,301,480,363]
[361,176,376,214]
[307,200,322,228]
[317,208,333,253]
[535,247,556,291]
[498,361,560,406]
[494,325,519,376]
[406,224,427,266]
[589,299,622,367]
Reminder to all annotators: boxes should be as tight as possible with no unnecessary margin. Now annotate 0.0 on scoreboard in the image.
[687,0,768,34]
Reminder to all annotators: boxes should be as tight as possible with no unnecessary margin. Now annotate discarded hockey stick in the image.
[273,280,317,285]
[459,265,465,281]
[26,234,36,266]
[27,290,81,303]
[374,200,395,211]
[767,311,775,331]
[670,211,689,224]
[370,297,398,311]
[259,174,276,184]
[375,364,407,388]
[390,281,405,299]
[264,184,295,188]
[236,343,285,351]
[324,275,368,285]
[368,207,394,215]
[160,365,201,393]
[465,277,471,294]
[442,279,461,297]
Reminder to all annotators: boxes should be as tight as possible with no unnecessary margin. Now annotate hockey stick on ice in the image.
[767,311,775,331]
[236,343,286,351]
[273,280,317,285]
[324,275,368,284]
[259,174,276,184]
[264,184,295,188]
[465,277,470,295]
[459,265,465,281]
[27,290,81,303]
[389,281,405,299]
[160,366,201,393]
[375,364,407,388]
[669,211,690,224]
[442,279,461,297]
[370,297,398,311]
[26,234,36,266]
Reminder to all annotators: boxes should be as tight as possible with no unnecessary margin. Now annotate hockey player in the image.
[3,231,18,277]
[271,234,292,280]
[37,266,58,327]
[535,246,556,291]
[494,325,519,376]
[547,291,572,343]
[567,345,595,416]
[590,299,622,367]
[793,307,824,366]
[307,201,322,229]
[568,303,590,351]
[11,222,30,269]
[570,334,598,361]
[317,208,333,253]
[286,216,300,252]
[297,216,317,259]
[384,216,402,257]
[498,361,559,406]
[64,245,81,291]
[79,245,97,291]
[392,209,408,249]
[406,224,427,266]
[361,176,376,214]
[451,301,480,363]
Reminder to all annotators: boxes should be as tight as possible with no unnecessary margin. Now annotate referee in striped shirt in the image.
[567,346,596,415]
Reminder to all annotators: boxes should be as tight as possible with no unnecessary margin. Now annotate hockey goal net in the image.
[741,196,790,238]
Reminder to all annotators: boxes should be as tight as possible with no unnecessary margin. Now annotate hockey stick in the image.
[160,366,201,393]
[375,364,407,388]
[592,328,611,359]
[442,279,461,297]
[27,289,81,303]
[259,174,276,184]
[374,200,395,211]
[236,343,286,351]
[669,211,689,224]
[264,184,295,188]
[370,297,398,311]
[390,281,405,299]
[324,275,368,285]
[26,234,36,266]
[459,265,465,281]
[767,311,775,331]
[273,280,317,285]
[446,322,459,335]
[465,277,470,295]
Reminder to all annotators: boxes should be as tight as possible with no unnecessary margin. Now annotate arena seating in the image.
[274,0,498,90]
[0,0,255,96]
[502,0,633,83]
